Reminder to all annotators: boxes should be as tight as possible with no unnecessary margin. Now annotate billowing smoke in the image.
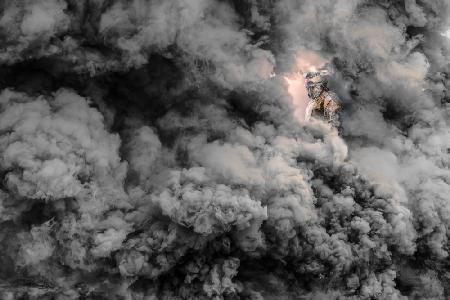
[0,0,449,299]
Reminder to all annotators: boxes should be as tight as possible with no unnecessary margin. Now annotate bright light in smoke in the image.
[284,74,309,122]
[284,50,328,122]
[295,50,328,73]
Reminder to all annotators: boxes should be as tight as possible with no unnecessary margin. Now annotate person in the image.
[304,71,341,129]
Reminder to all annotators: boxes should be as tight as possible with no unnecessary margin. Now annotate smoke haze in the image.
[0,0,449,299]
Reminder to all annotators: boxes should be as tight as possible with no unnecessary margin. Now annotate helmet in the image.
[304,71,328,84]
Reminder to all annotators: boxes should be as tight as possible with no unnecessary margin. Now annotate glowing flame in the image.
[284,50,328,122]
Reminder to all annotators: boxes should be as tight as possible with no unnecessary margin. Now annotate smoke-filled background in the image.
[0,0,449,299]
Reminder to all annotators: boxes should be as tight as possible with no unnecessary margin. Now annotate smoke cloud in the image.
[0,0,449,299]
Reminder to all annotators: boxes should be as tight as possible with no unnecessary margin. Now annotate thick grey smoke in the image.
[0,0,449,299]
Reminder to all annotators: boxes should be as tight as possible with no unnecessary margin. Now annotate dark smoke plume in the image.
[0,0,449,299]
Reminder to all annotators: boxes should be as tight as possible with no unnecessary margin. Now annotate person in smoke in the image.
[304,71,342,129]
